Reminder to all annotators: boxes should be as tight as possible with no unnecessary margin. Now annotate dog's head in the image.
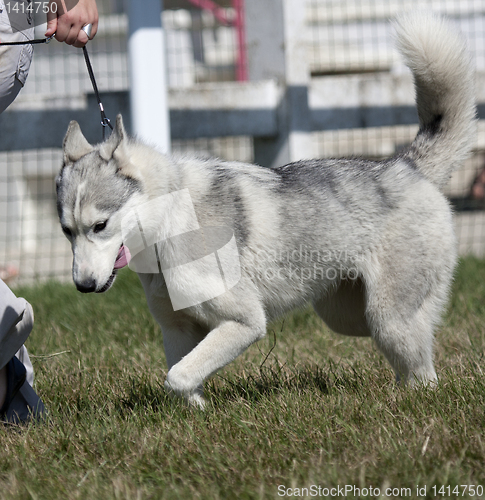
[57,115,142,293]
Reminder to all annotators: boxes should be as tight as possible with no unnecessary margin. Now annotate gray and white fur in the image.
[56,13,476,407]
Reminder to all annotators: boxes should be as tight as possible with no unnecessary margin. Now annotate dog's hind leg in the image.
[363,254,452,386]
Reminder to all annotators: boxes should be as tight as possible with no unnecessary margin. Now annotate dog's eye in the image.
[62,226,72,238]
[93,220,108,233]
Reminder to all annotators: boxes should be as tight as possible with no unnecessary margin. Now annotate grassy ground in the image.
[0,257,484,499]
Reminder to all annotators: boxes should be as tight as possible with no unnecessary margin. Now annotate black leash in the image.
[0,34,113,139]
[0,34,55,45]
[82,45,113,139]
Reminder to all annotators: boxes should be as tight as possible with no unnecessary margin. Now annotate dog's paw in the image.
[408,371,438,389]
[164,372,206,409]
[396,369,438,389]
[186,392,206,409]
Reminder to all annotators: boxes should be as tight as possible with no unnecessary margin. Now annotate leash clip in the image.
[45,33,56,44]
[101,117,112,139]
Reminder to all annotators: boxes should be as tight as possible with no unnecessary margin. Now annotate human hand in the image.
[45,0,98,48]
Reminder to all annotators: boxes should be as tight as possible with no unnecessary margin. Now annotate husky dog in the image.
[57,13,476,407]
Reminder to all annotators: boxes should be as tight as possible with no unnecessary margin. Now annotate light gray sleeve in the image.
[0,279,32,370]
[0,278,27,335]
[0,6,34,113]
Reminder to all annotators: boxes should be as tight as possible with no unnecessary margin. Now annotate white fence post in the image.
[246,0,313,168]
[127,0,171,153]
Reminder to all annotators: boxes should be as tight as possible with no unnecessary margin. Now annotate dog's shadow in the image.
[209,363,365,406]
[119,364,365,414]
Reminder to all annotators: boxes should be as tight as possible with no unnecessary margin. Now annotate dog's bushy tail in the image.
[393,12,477,190]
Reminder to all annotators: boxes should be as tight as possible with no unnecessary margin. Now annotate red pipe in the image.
[186,0,248,81]
[233,0,248,81]
[186,0,231,26]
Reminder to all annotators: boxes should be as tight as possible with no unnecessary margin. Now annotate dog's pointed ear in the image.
[100,114,139,179]
[99,114,126,161]
[63,121,93,164]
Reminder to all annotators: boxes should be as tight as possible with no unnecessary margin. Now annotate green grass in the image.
[1,257,485,499]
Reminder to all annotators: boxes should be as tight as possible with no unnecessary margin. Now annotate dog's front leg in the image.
[165,315,266,408]
[161,324,207,403]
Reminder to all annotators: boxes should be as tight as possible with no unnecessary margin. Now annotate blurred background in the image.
[1,0,484,284]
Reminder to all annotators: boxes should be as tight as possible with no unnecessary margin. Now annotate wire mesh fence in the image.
[307,0,485,257]
[0,0,484,285]
[307,0,485,75]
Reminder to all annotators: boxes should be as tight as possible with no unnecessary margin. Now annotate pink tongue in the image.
[114,245,131,269]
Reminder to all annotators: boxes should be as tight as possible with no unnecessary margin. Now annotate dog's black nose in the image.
[76,279,96,293]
